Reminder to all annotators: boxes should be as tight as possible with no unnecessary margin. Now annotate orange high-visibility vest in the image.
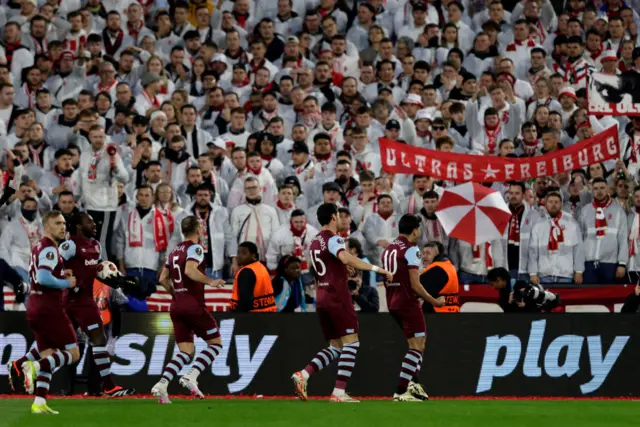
[231,261,277,312]
[422,260,460,313]
[93,278,112,325]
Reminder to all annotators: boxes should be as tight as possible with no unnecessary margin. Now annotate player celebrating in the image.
[21,211,80,414]
[383,214,445,402]
[292,203,393,403]
[151,216,225,404]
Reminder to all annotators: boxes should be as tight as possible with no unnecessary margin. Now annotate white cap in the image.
[558,86,577,100]
[402,93,424,106]
[208,137,226,150]
[212,53,228,64]
[415,109,433,121]
[600,49,617,62]
[150,111,167,122]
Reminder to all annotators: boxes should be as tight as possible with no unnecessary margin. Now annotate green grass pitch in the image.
[0,399,637,427]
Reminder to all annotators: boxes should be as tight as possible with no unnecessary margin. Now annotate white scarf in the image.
[128,208,149,247]
[241,204,267,259]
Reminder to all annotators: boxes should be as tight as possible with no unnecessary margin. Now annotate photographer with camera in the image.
[488,267,560,313]
[349,268,379,313]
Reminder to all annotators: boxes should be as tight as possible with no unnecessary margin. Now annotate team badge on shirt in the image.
[336,237,344,244]
[196,247,203,256]
[46,251,55,260]
[61,243,70,251]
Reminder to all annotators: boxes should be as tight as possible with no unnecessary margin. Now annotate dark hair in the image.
[58,190,74,199]
[487,267,510,283]
[509,181,526,193]
[422,190,439,200]
[239,241,259,258]
[347,237,363,257]
[317,203,338,226]
[591,176,608,186]
[399,214,421,235]
[291,209,305,218]
[181,215,201,235]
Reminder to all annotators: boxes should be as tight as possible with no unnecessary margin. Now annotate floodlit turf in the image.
[0,398,637,427]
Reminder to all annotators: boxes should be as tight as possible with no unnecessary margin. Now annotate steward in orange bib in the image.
[231,241,277,312]
[421,241,460,313]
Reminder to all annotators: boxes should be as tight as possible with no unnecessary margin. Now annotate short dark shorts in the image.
[170,303,220,343]
[316,305,359,341]
[390,307,427,339]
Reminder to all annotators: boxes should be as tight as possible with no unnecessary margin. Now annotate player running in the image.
[21,211,80,414]
[151,215,225,404]
[292,203,393,403]
[8,213,135,397]
[382,214,445,402]
[61,212,135,397]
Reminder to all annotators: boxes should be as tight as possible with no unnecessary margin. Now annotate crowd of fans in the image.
[0,0,639,313]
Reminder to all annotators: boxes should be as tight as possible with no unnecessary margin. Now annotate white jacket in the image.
[0,215,43,271]
[74,146,129,211]
[528,211,585,279]
[451,239,506,276]
[266,223,319,271]
[501,205,541,274]
[180,202,237,271]
[362,213,399,266]
[115,206,178,271]
[230,202,280,260]
[578,201,629,265]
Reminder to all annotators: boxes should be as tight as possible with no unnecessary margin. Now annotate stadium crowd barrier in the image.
[1,313,638,397]
[3,284,635,313]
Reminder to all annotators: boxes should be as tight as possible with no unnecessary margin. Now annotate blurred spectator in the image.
[529,192,584,285]
[266,209,318,274]
[75,125,129,260]
[363,194,399,265]
[272,255,309,312]
[0,197,42,282]
[346,237,375,289]
[182,184,235,279]
[350,268,379,313]
[577,177,628,284]
[504,182,540,280]
[230,176,280,263]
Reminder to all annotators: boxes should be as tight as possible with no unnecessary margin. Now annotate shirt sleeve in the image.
[328,235,346,257]
[38,247,60,270]
[419,266,449,297]
[58,240,76,261]
[186,244,205,264]
[236,268,256,312]
[405,247,421,269]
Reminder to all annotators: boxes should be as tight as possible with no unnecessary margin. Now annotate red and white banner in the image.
[380,126,619,182]
[587,71,640,116]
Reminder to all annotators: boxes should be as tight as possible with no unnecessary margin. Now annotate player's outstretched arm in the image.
[337,250,393,281]
[409,269,444,307]
[158,266,174,296]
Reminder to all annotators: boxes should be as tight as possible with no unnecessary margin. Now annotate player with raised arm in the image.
[151,215,225,404]
[21,211,80,414]
[291,203,393,403]
[383,214,445,402]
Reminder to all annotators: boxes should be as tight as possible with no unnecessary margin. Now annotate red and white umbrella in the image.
[435,182,511,246]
